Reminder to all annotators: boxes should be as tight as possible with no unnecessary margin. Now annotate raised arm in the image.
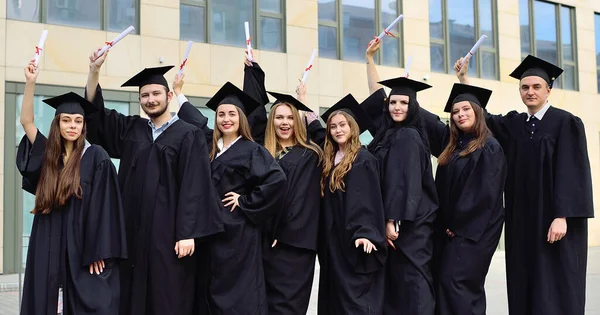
[21,60,40,144]
[86,48,108,104]
[243,54,269,145]
[173,74,213,146]
[366,39,384,94]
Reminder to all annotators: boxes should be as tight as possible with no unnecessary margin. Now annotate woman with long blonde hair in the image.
[316,95,386,314]
[421,82,507,315]
[17,61,127,314]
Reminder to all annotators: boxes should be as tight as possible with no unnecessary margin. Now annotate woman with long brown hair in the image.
[317,95,386,314]
[420,83,507,315]
[176,81,286,314]
[17,61,127,314]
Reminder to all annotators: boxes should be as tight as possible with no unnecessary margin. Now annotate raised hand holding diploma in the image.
[96,25,135,58]
[33,30,48,68]
[368,14,403,47]
[461,35,488,66]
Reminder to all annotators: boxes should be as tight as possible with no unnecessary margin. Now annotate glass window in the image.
[211,0,253,47]
[46,0,102,29]
[7,0,40,22]
[259,17,283,52]
[519,0,530,55]
[429,0,443,40]
[260,0,281,13]
[341,0,375,62]
[107,0,137,32]
[181,4,206,42]
[448,0,475,70]
[319,0,337,22]
[380,0,400,67]
[595,13,600,93]
[533,1,558,65]
[479,0,494,48]
[319,26,338,59]
[481,51,497,80]
[430,44,445,72]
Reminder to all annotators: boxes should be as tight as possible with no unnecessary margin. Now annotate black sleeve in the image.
[553,116,594,218]
[484,110,512,147]
[85,84,138,158]
[175,130,225,241]
[177,101,214,147]
[238,146,287,225]
[307,120,326,147]
[81,158,128,265]
[16,129,47,194]
[361,88,387,135]
[243,62,269,145]
[419,108,449,157]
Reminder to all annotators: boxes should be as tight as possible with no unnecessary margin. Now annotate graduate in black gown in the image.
[84,50,224,315]
[420,84,507,315]
[317,96,387,314]
[367,77,438,315]
[455,55,594,315]
[177,81,287,314]
[18,60,127,315]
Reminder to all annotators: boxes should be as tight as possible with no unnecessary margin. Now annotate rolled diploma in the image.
[178,41,194,76]
[302,49,318,83]
[34,30,48,67]
[461,35,488,66]
[377,14,403,41]
[245,22,253,61]
[97,25,135,57]
[404,56,413,77]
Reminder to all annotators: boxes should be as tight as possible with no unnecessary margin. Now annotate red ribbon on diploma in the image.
[35,46,42,55]
[105,41,114,47]
[305,65,312,71]
[179,59,187,70]
[384,30,396,38]
[246,37,252,46]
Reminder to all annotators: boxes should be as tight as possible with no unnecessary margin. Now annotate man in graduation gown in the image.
[456,55,594,315]
[84,50,224,315]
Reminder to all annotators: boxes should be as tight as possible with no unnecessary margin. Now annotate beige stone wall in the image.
[1,0,600,273]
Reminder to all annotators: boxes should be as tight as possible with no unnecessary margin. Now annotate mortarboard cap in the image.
[378,77,432,100]
[121,66,174,89]
[444,83,492,113]
[266,91,312,112]
[43,92,98,117]
[509,55,563,88]
[321,94,374,135]
[205,82,261,116]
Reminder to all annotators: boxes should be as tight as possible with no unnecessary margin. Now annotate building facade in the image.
[1,0,599,274]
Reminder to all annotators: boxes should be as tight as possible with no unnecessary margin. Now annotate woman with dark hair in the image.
[366,77,438,315]
[421,83,507,315]
[17,60,127,314]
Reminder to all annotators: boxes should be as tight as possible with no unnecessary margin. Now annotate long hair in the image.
[33,116,85,214]
[367,95,429,152]
[209,105,254,161]
[320,111,362,197]
[264,102,323,161]
[438,101,491,166]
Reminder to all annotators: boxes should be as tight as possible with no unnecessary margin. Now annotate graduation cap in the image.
[444,83,492,113]
[121,65,174,89]
[43,92,98,117]
[378,77,432,99]
[205,82,260,116]
[509,55,563,88]
[266,91,312,112]
[321,94,374,134]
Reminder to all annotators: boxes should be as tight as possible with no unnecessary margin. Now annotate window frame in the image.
[429,0,500,80]
[180,0,286,52]
[318,0,405,67]
[596,12,600,93]
[520,0,578,90]
[2,82,140,273]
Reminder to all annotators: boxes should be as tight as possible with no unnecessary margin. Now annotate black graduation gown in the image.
[208,138,286,314]
[420,109,508,315]
[17,130,127,315]
[85,85,224,315]
[243,62,269,145]
[485,106,594,315]
[370,127,438,315]
[261,146,321,315]
[318,148,387,315]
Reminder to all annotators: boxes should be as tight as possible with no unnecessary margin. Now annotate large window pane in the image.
[430,43,445,72]
[481,51,497,79]
[181,4,206,42]
[534,1,558,65]
[319,25,338,59]
[595,14,600,67]
[560,6,574,62]
[260,17,283,51]
[319,0,337,22]
[211,0,253,47]
[107,0,137,32]
[448,0,475,68]
[519,0,530,54]
[429,0,443,40]
[479,0,494,48]
[597,70,600,93]
[380,0,400,67]
[260,0,281,13]
[561,65,576,90]
[46,0,101,29]
[7,0,39,22]
[342,0,375,62]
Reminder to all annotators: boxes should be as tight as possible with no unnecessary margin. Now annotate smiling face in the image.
[451,101,475,132]
[519,76,551,109]
[139,84,172,119]
[389,94,410,123]
[329,113,352,146]
[216,104,240,136]
[59,113,84,142]
[273,104,294,142]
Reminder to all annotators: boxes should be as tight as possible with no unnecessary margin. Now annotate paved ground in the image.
[1,247,599,314]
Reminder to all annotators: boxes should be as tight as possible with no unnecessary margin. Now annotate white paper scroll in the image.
[376,14,403,41]
[33,30,48,68]
[245,21,253,62]
[97,25,135,57]
[461,35,488,66]
[178,41,194,76]
[302,49,318,83]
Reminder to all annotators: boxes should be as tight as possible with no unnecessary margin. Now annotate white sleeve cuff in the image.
[177,94,189,107]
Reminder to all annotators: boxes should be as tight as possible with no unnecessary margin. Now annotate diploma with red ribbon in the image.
[376,14,403,42]
[178,41,194,76]
[244,21,253,62]
[33,30,48,68]
[404,56,413,78]
[302,49,318,84]
[97,25,135,58]
[461,35,488,66]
